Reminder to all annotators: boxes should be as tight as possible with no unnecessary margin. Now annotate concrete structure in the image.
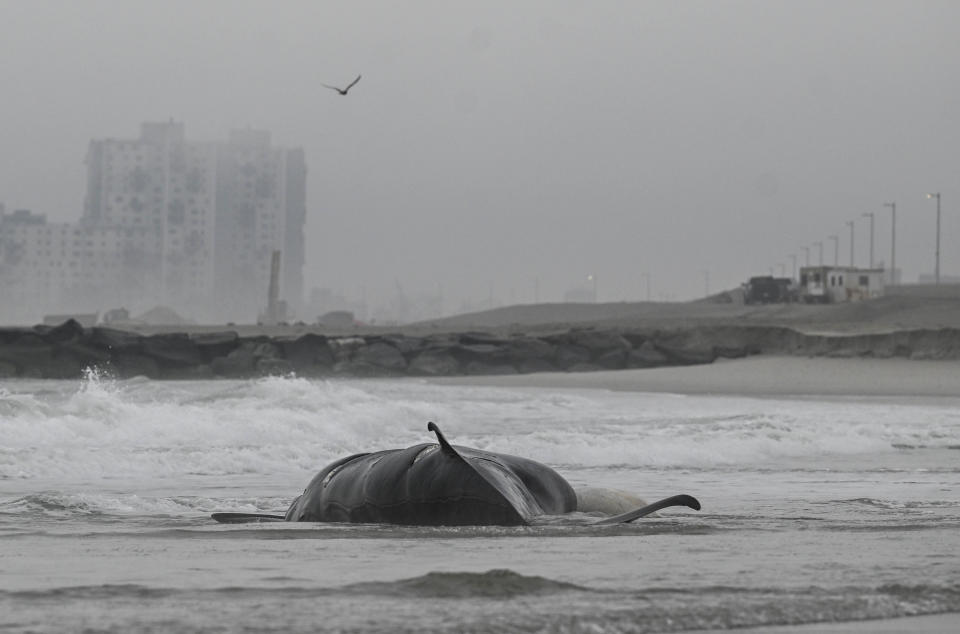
[0,122,306,325]
[799,265,885,303]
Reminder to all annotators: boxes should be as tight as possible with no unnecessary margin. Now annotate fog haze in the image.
[2,0,958,319]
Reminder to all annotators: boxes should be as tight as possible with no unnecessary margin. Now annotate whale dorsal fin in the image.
[427,421,459,457]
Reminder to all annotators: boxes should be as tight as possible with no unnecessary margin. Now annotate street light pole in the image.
[814,241,823,266]
[846,221,855,267]
[829,235,839,266]
[927,193,941,284]
[883,202,896,284]
[800,246,810,267]
[862,212,875,268]
[789,253,797,280]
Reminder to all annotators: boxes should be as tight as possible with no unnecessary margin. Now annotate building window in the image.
[859,276,869,286]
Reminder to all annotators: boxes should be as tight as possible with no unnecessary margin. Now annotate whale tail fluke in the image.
[211,512,286,524]
[593,494,701,525]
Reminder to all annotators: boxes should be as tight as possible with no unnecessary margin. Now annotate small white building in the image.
[799,266,885,303]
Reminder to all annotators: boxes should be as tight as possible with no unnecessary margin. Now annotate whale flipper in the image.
[593,494,701,525]
[211,512,286,524]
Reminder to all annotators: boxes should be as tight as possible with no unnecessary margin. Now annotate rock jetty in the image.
[1,319,958,380]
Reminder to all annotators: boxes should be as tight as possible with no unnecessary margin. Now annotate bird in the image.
[321,74,362,95]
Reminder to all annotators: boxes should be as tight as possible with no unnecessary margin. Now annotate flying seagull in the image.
[321,74,362,95]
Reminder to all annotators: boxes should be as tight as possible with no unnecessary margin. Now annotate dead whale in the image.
[212,422,700,526]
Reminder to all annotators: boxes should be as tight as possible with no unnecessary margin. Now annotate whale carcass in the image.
[212,423,700,526]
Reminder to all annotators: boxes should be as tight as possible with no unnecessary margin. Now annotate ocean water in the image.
[1,371,959,633]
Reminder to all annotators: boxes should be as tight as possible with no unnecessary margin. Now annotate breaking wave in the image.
[2,373,959,485]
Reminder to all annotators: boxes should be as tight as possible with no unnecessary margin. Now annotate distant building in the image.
[744,276,795,304]
[211,129,306,321]
[0,121,307,324]
[0,208,127,323]
[798,266,885,303]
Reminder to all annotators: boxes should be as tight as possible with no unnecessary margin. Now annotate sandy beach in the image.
[433,355,960,398]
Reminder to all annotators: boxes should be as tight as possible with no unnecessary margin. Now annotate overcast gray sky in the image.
[2,0,958,314]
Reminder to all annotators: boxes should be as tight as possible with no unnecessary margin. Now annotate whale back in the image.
[284,429,576,526]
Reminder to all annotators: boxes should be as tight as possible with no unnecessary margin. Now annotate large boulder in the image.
[450,343,513,367]
[90,327,142,353]
[38,319,86,344]
[190,331,240,362]
[0,335,55,375]
[142,333,203,367]
[352,342,407,372]
[59,340,112,368]
[110,353,161,378]
[554,344,592,370]
[595,347,627,369]
[278,333,334,375]
[505,337,557,373]
[567,329,631,355]
[628,341,670,368]
[329,337,367,363]
[654,342,717,366]
[377,334,426,357]
[41,350,87,378]
[408,349,461,376]
[210,341,264,377]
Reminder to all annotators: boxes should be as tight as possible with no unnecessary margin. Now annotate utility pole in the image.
[846,221,855,267]
[829,235,839,266]
[884,202,896,284]
[789,253,797,280]
[927,193,941,284]
[800,246,810,267]
[814,241,823,266]
[862,212,875,268]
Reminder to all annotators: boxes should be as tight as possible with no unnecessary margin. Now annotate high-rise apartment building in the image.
[1,122,306,324]
[211,129,306,320]
[62,120,305,323]
[84,121,218,317]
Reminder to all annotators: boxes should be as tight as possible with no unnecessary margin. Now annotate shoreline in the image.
[431,355,960,398]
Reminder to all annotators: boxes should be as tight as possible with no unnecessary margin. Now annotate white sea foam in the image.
[1,375,959,485]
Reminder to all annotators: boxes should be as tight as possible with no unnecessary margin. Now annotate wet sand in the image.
[433,355,960,398]
[694,612,960,633]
